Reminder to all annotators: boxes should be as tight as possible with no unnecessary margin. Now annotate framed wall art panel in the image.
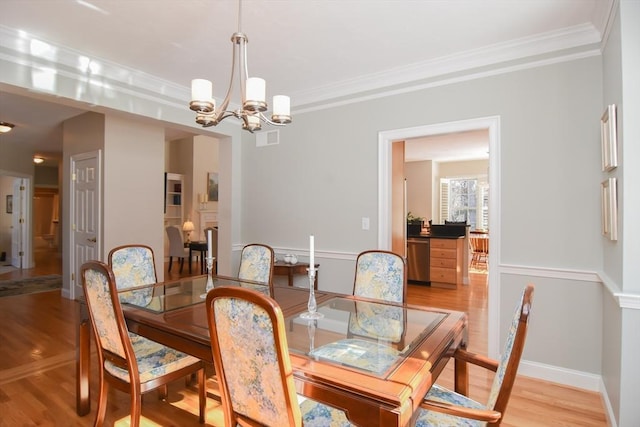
[601,177,617,241]
[601,104,618,172]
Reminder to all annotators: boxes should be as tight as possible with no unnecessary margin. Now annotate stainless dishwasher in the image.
[407,238,430,283]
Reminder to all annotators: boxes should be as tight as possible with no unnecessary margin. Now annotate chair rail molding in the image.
[597,270,640,310]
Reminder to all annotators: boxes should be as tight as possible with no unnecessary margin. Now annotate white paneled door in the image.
[70,151,101,299]
[10,178,31,269]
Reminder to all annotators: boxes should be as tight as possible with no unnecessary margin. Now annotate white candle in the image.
[309,235,314,268]
[191,79,213,103]
[207,228,213,259]
[273,95,290,116]
[246,77,266,103]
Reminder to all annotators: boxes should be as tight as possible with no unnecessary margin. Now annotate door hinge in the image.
[20,185,25,191]
[19,251,24,256]
[19,218,24,224]
[72,223,76,231]
[71,273,75,282]
[72,173,77,181]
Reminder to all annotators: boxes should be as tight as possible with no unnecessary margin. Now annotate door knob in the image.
[87,237,97,243]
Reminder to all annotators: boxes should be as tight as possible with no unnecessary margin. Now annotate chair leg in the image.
[158,384,168,400]
[129,386,142,427]
[179,257,184,273]
[168,257,173,272]
[198,367,206,423]
[95,374,108,427]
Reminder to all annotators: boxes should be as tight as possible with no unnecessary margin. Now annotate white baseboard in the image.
[518,359,602,391]
[519,359,620,425]
[599,378,618,427]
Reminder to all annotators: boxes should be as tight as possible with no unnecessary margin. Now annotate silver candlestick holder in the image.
[200,256,215,299]
[300,268,324,319]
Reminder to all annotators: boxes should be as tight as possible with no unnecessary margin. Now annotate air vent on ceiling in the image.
[256,130,279,147]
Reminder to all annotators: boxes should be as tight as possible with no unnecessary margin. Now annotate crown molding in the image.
[290,23,601,108]
[2,22,601,116]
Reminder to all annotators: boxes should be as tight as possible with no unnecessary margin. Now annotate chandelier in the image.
[188,0,291,133]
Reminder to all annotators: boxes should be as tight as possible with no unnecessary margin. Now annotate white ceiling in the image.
[0,0,612,163]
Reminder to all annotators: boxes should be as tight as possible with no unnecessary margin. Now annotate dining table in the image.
[76,274,468,426]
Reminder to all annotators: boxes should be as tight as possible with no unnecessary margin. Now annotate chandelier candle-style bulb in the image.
[244,77,267,111]
[190,79,214,113]
[272,95,291,123]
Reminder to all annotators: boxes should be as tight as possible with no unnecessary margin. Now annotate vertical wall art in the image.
[601,177,617,241]
[600,104,618,172]
[207,172,219,202]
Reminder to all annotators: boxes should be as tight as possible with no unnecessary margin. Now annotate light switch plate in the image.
[361,217,370,230]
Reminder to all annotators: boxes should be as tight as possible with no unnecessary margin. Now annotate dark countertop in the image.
[407,234,464,240]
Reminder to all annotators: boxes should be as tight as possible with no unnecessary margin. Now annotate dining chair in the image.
[415,284,535,427]
[238,243,274,285]
[108,244,157,306]
[353,250,407,303]
[205,286,353,426]
[166,225,189,272]
[81,260,206,427]
[469,236,489,269]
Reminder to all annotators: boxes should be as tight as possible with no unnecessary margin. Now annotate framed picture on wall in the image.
[601,177,617,241]
[601,104,618,172]
[207,172,219,202]
[6,195,12,214]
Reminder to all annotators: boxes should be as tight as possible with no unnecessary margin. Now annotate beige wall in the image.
[102,115,164,271]
[405,160,432,223]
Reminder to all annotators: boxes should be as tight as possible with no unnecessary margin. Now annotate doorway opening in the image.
[378,116,501,358]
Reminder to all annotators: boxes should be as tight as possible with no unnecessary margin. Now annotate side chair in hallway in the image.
[81,260,206,427]
[166,225,189,273]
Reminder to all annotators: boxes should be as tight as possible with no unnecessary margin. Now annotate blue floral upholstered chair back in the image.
[348,301,406,347]
[415,284,534,427]
[81,260,206,427]
[205,286,353,427]
[353,250,407,303]
[108,244,157,306]
[238,243,274,285]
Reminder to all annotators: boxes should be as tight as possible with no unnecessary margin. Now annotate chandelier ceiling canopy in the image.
[189,0,291,133]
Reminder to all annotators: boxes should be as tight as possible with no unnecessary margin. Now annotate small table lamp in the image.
[182,220,195,243]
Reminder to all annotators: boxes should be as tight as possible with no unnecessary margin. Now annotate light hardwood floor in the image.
[0,248,609,426]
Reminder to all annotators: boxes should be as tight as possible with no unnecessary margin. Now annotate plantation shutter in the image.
[440,179,450,223]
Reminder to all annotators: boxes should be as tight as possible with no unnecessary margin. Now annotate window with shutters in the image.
[439,176,488,230]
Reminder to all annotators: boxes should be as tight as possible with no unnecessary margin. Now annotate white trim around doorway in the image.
[377,116,501,358]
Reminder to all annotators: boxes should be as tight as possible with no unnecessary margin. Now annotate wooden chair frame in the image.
[81,261,206,427]
[419,284,534,426]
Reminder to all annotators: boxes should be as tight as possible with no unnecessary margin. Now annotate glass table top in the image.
[285,297,447,377]
[119,275,269,313]
[119,276,449,378]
